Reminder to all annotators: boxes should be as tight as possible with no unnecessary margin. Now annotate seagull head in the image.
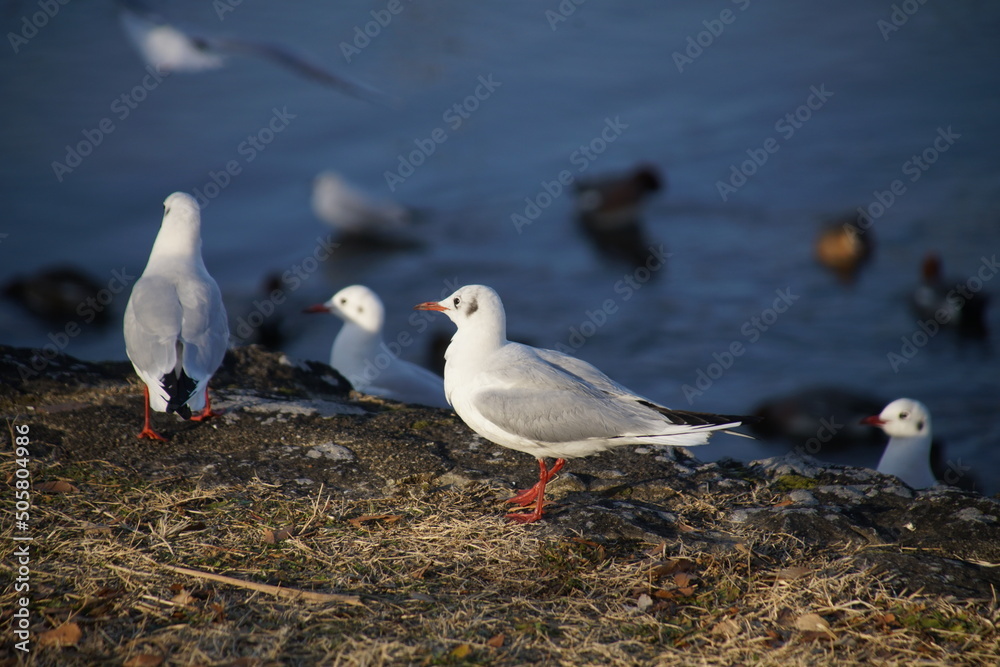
[415,284,507,339]
[305,284,384,333]
[150,192,203,258]
[860,398,931,439]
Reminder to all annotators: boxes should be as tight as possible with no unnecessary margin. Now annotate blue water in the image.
[2,1,999,492]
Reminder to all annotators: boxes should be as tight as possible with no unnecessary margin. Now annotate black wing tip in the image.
[639,401,759,427]
[161,371,197,419]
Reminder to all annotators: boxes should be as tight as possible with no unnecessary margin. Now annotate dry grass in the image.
[3,455,999,666]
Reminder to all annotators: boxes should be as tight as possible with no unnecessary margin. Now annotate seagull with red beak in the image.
[416,284,752,524]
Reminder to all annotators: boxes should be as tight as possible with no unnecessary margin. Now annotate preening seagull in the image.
[124,192,230,440]
[415,284,752,523]
[305,285,449,409]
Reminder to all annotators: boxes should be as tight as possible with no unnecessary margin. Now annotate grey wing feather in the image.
[207,37,398,107]
[177,276,229,382]
[471,346,663,444]
[124,276,183,379]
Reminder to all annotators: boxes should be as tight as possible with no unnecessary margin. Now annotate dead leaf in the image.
[795,613,832,633]
[772,499,794,508]
[650,558,695,580]
[486,633,505,649]
[35,480,79,493]
[673,571,696,588]
[211,602,226,623]
[409,564,431,580]
[124,655,164,667]
[262,527,297,544]
[450,643,472,659]
[676,586,696,597]
[776,566,811,581]
[37,622,82,647]
[347,514,402,529]
[875,612,897,627]
[676,521,698,533]
[711,618,740,637]
[82,522,113,536]
[171,589,197,606]
[644,541,668,558]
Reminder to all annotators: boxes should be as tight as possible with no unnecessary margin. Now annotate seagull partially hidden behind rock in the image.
[116,0,393,105]
[415,284,752,524]
[305,285,448,408]
[860,398,937,489]
[124,192,230,440]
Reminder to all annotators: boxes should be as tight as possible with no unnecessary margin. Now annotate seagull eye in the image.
[899,411,909,420]
[340,298,347,305]
[916,420,925,430]
[453,297,461,307]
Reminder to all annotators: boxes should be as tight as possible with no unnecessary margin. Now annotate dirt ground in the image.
[2,345,999,665]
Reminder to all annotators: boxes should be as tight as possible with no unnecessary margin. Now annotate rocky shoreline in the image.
[3,342,999,604]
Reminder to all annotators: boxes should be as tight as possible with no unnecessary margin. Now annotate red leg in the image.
[190,389,223,422]
[505,458,565,523]
[505,458,565,506]
[136,385,167,441]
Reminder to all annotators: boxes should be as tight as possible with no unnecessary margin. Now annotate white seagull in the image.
[415,284,751,523]
[311,172,414,244]
[124,192,230,440]
[861,398,937,488]
[116,0,393,105]
[305,285,449,408]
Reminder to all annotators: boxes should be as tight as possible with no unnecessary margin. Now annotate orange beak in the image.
[303,303,331,314]
[860,415,885,426]
[414,301,447,312]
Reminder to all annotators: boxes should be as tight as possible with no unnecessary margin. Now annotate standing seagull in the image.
[860,398,937,489]
[415,284,751,523]
[305,285,448,409]
[124,192,230,440]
